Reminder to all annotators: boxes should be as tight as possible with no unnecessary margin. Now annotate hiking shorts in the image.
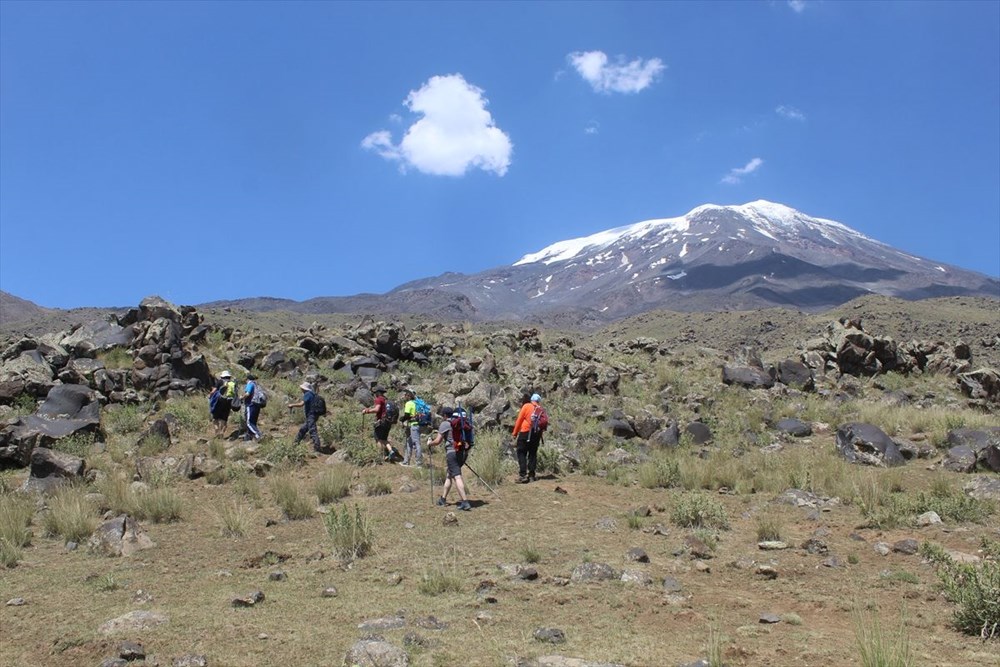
[445,449,463,478]
[373,422,392,441]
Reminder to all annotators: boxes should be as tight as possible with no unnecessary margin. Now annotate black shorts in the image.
[373,422,392,441]
[445,449,467,478]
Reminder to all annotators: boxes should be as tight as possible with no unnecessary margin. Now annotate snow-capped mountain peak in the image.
[396,201,996,320]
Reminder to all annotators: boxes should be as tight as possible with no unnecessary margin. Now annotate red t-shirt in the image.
[373,395,386,420]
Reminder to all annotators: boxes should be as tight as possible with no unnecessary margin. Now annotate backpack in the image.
[250,384,267,408]
[312,394,327,418]
[209,389,220,414]
[414,398,433,427]
[221,380,237,399]
[530,405,549,436]
[450,410,475,451]
[382,400,399,425]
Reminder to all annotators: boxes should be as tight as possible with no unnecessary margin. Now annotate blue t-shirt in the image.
[245,381,256,404]
[302,390,315,417]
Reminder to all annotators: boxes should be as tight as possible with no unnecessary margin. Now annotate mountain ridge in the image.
[3,202,997,324]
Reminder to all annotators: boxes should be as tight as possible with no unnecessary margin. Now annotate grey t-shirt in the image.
[438,420,455,451]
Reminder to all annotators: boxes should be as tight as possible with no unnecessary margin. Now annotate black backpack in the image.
[383,400,400,425]
[312,394,327,418]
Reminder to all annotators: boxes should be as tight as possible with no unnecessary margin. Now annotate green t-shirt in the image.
[403,399,417,423]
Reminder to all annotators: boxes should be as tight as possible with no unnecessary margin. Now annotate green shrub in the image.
[133,487,183,523]
[418,565,464,596]
[671,494,730,530]
[928,554,1000,638]
[465,433,512,485]
[519,544,541,564]
[52,433,96,458]
[215,499,253,538]
[271,475,313,520]
[755,516,782,542]
[98,347,133,370]
[94,474,136,515]
[535,445,561,475]
[324,504,374,561]
[638,456,680,489]
[43,487,98,543]
[259,438,307,466]
[853,605,913,667]
[0,494,34,567]
[365,477,392,496]
[314,466,352,504]
[164,395,204,434]
[103,403,144,435]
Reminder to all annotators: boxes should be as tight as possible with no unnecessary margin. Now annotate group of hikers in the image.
[208,374,550,511]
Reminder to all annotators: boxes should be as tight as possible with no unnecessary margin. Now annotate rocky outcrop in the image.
[835,422,905,467]
[802,318,973,377]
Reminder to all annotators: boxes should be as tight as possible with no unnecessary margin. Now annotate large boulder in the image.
[944,428,1000,473]
[0,350,55,397]
[20,446,86,493]
[777,360,814,391]
[88,515,156,557]
[957,368,1000,404]
[0,385,102,467]
[835,423,905,467]
[61,320,134,356]
[722,365,775,389]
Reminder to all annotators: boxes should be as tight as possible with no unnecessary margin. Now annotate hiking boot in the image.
[528,475,536,483]
[458,500,472,511]
[436,497,446,506]
[516,476,528,484]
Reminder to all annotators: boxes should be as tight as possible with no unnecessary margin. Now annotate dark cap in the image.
[373,386,386,395]
[439,406,454,418]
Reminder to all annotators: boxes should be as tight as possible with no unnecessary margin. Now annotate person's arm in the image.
[288,400,304,409]
[512,404,528,436]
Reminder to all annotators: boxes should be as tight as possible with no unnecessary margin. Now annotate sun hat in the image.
[220,370,232,379]
[300,382,313,392]
[531,393,541,402]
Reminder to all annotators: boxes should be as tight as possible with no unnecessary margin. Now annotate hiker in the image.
[243,374,263,441]
[399,389,423,466]
[361,386,397,461]
[287,381,326,453]
[210,370,239,437]
[427,406,471,511]
[512,392,545,483]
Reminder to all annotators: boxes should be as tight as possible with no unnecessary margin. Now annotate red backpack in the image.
[450,411,474,451]
[530,405,549,435]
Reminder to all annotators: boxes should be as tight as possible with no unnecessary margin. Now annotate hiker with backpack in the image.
[512,392,548,483]
[243,374,265,441]
[209,370,239,437]
[399,389,429,466]
[426,406,472,511]
[361,386,400,462]
[287,381,329,454]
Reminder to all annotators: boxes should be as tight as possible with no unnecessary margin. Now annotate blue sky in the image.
[1,0,998,309]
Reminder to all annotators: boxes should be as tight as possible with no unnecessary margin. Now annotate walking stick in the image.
[428,440,435,506]
[463,461,500,499]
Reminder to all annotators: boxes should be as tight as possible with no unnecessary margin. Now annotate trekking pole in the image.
[428,440,435,506]
[463,461,500,499]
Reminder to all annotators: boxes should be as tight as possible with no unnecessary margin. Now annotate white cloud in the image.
[568,50,665,94]
[721,157,764,184]
[361,74,513,177]
[787,0,807,13]
[776,105,806,121]
[584,120,600,135]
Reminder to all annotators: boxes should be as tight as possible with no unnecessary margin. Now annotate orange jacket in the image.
[512,401,539,435]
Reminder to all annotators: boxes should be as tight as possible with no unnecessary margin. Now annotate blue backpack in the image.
[414,398,433,427]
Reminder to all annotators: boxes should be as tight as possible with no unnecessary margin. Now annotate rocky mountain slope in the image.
[0,295,998,666]
[391,201,998,319]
